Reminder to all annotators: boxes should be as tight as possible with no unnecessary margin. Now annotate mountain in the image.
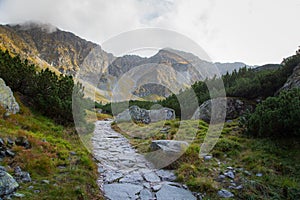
[0,22,115,102]
[0,22,255,101]
[252,63,280,72]
[214,62,256,74]
[0,22,114,75]
[99,48,214,100]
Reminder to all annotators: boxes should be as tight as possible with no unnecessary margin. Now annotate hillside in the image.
[0,95,103,199]
[0,43,104,199]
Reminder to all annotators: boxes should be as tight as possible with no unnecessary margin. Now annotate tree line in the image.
[0,49,90,126]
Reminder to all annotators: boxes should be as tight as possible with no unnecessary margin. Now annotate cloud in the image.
[0,0,299,65]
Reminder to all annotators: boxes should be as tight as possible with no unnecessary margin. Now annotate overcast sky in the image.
[0,0,299,65]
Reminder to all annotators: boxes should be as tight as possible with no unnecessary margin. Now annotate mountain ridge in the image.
[0,22,257,101]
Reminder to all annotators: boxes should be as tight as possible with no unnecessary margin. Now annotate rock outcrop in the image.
[0,78,19,114]
[280,64,300,91]
[192,97,254,123]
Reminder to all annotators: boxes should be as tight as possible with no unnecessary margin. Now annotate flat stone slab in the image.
[156,184,196,200]
[119,172,144,183]
[103,183,143,200]
[140,189,153,200]
[104,171,123,183]
[143,171,161,182]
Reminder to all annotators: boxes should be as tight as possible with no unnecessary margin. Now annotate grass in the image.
[0,94,103,200]
[113,119,300,199]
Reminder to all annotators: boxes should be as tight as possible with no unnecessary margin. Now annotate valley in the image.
[0,22,299,200]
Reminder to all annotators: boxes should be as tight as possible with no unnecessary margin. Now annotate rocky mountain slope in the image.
[0,22,253,101]
[0,23,114,76]
[99,48,214,99]
[280,64,300,91]
[215,62,254,74]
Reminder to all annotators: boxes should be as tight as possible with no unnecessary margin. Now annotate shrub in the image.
[244,89,300,137]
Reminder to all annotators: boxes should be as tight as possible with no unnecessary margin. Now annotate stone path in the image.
[92,120,197,200]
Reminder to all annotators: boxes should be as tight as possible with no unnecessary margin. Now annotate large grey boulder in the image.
[156,184,196,200]
[115,105,175,124]
[150,107,175,122]
[114,108,131,122]
[0,171,19,196]
[129,105,151,124]
[0,78,19,114]
[192,97,254,123]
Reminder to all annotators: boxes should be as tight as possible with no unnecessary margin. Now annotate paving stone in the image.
[103,183,143,200]
[143,171,161,182]
[156,184,196,200]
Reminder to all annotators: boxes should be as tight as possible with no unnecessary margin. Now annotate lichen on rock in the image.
[0,78,20,114]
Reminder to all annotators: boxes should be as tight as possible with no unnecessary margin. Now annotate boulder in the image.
[115,105,176,124]
[0,78,19,114]
[129,105,151,124]
[150,108,175,122]
[0,171,19,196]
[150,140,188,154]
[114,109,131,122]
[192,97,254,123]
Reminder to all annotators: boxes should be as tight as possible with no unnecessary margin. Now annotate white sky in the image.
[0,0,299,65]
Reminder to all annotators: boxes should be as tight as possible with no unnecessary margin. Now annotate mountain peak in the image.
[9,21,58,33]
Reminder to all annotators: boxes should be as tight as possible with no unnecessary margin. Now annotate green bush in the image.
[244,89,300,137]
